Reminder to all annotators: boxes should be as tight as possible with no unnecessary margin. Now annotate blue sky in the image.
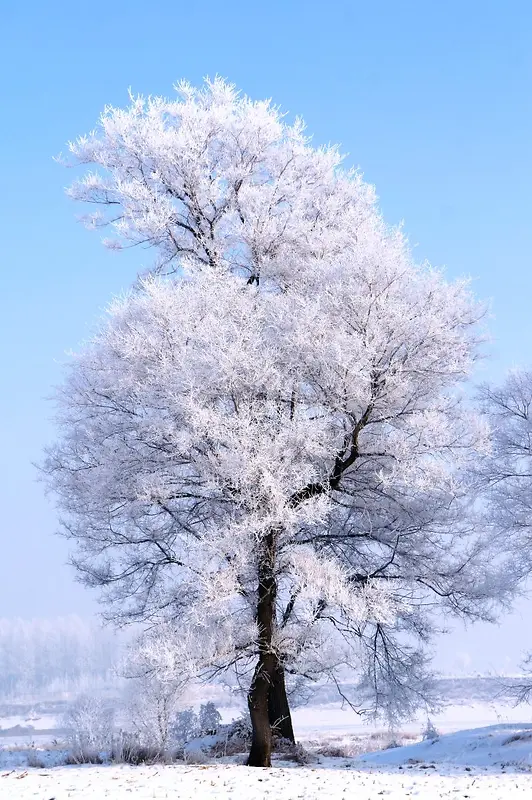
[1,0,531,671]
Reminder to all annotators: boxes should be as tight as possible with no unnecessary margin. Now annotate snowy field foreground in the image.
[5,723,532,798]
[2,761,532,800]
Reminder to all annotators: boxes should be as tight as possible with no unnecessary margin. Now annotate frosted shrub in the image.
[169,708,200,745]
[422,719,440,741]
[111,731,164,765]
[210,714,253,758]
[122,628,192,752]
[63,694,114,761]
[384,739,401,750]
[282,741,315,765]
[199,702,222,735]
[26,747,46,769]
[225,714,253,745]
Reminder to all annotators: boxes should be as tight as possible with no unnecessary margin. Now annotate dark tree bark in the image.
[247,656,275,767]
[247,531,278,767]
[268,660,295,742]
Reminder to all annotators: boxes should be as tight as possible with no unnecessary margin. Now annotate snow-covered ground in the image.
[2,761,532,799]
[361,722,532,768]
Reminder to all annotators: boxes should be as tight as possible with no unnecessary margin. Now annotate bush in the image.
[169,708,200,745]
[183,749,209,764]
[199,702,222,736]
[422,718,439,741]
[62,694,114,762]
[224,714,252,744]
[209,713,252,758]
[315,744,349,758]
[169,703,222,746]
[64,748,104,765]
[111,732,166,765]
[276,741,315,765]
[26,748,45,769]
[384,739,401,749]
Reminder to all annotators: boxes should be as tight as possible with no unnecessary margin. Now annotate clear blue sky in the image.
[1,0,531,672]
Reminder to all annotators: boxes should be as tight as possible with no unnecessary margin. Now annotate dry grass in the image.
[112,741,167,765]
[26,749,46,769]
[64,748,104,765]
[503,732,532,746]
[183,750,210,765]
[307,729,420,760]
[209,737,249,758]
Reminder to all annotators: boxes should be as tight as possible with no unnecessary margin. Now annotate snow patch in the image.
[360,722,532,769]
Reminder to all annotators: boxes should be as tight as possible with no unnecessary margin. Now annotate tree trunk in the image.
[247,531,278,768]
[247,655,275,767]
[268,660,295,742]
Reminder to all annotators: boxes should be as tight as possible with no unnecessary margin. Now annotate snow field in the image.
[3,763,532,800]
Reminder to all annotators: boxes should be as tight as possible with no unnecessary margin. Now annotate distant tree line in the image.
[0,616,120,700]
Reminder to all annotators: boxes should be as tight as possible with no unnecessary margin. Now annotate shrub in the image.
[277,741,315,765]
[224,714,252,744]
[183,749,209,765]
[384,739,401,749]
[208,713,252,758]
[64,748,104,765]
[62,694,114,762]
[169,703,222,746]
[199,702,222,736]
[111,732,166,765]
[422,718,440,741]
[26,748,45,769]
[316,744,349,758]
[169,708,200,745]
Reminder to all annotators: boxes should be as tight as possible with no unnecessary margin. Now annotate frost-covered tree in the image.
[477,369,532,558]
[199,702,222,736]
[475,369,532,696]
[43,79,516,766]
[63,694,115,759]
[122,625,193,752]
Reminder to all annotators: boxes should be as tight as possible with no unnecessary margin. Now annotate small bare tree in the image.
[63,694,114,761]
[122,627,192,753]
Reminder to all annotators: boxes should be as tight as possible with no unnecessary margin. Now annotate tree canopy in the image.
[43,78,518,766]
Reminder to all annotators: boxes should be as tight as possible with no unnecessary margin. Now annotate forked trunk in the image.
[268,660,295,742]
